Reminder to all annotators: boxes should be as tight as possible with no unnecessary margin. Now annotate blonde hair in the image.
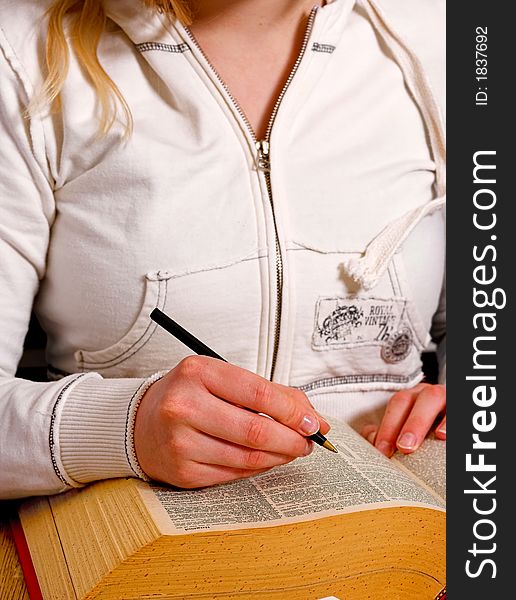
[33,0,192,135]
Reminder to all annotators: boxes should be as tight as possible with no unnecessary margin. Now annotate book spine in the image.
[9,514,43,600]
[434,586,446,600]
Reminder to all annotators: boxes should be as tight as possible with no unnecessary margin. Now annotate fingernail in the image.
[366,431,376,445]
[300,414,319,435]
[397,432,417,450]
[437,424,446,435]
[377,441,393,456]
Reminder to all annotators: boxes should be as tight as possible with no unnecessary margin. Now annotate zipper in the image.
[184,7,318,380]
[255,138,283,380]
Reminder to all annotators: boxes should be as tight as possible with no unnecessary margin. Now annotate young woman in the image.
[0,0,445,499]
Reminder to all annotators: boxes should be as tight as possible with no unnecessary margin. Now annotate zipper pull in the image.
[256,140,270,172]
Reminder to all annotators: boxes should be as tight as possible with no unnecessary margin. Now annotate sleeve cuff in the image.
[55,371,166,485]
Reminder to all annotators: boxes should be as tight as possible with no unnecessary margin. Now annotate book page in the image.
[142,419,445,534]
[392,436,446,501]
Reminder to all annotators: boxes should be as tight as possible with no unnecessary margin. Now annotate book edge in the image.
[9,512,43,600]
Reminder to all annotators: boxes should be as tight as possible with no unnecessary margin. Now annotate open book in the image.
[15,418,445,599]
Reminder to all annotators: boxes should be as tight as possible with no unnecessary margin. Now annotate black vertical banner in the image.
[447,0,514,596]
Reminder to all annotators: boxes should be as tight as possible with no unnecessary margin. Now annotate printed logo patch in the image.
[313,297,411,356]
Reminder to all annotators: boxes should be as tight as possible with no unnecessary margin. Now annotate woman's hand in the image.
[134,356,330,488]
[361,383,446,457]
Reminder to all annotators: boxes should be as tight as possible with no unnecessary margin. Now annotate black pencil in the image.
[150,307,337,453]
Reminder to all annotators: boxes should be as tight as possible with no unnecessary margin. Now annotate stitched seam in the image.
[316,294,407,303]
[84,280,169,370]
[0,27,52,184]
[392,257,403,296]
[387,264,396,295]
[311,42,336,53]
[135,41,190,54]
[80,279,165,367]
[49,374,89,486]
[405,308,428,349]
[146,250,268,282]
[387,264,401,295]
[298,369,422,393]
[313,340,404,350]
[124,380,151,478]
[392,260,427,348]
[77,250,262,367]
[289,242,363,254]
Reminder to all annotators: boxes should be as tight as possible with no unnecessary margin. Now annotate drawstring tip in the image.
[341,257,377,291]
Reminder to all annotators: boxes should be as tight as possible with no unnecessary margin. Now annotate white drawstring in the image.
[344,194,446,290]
[341,0,446,290]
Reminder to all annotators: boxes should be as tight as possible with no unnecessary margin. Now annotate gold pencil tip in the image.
[323,440,338,453]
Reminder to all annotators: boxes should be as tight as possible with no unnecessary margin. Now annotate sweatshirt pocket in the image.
[74,270,169,373]
[74,258,264,379]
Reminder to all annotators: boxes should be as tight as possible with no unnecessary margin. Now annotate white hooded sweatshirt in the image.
[0,0,445,498]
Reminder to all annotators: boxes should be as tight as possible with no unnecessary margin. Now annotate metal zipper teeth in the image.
[184,8,318,380]
[263,7,318,142]
[182,27,256,142]
[263,7,318,380]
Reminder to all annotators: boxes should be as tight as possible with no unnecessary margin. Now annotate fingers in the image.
[134,356,331,490]
[373,387,421,456]
[174,429,302,471]
[435,415,446,440]
[145,415,307,489]
[315,415,331,436]
[301,391,331,435]
[177,389,313,458]
[395,385,445,453]
[361,423,377,445]
[185,356,324,437]
[374,384,446,456]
